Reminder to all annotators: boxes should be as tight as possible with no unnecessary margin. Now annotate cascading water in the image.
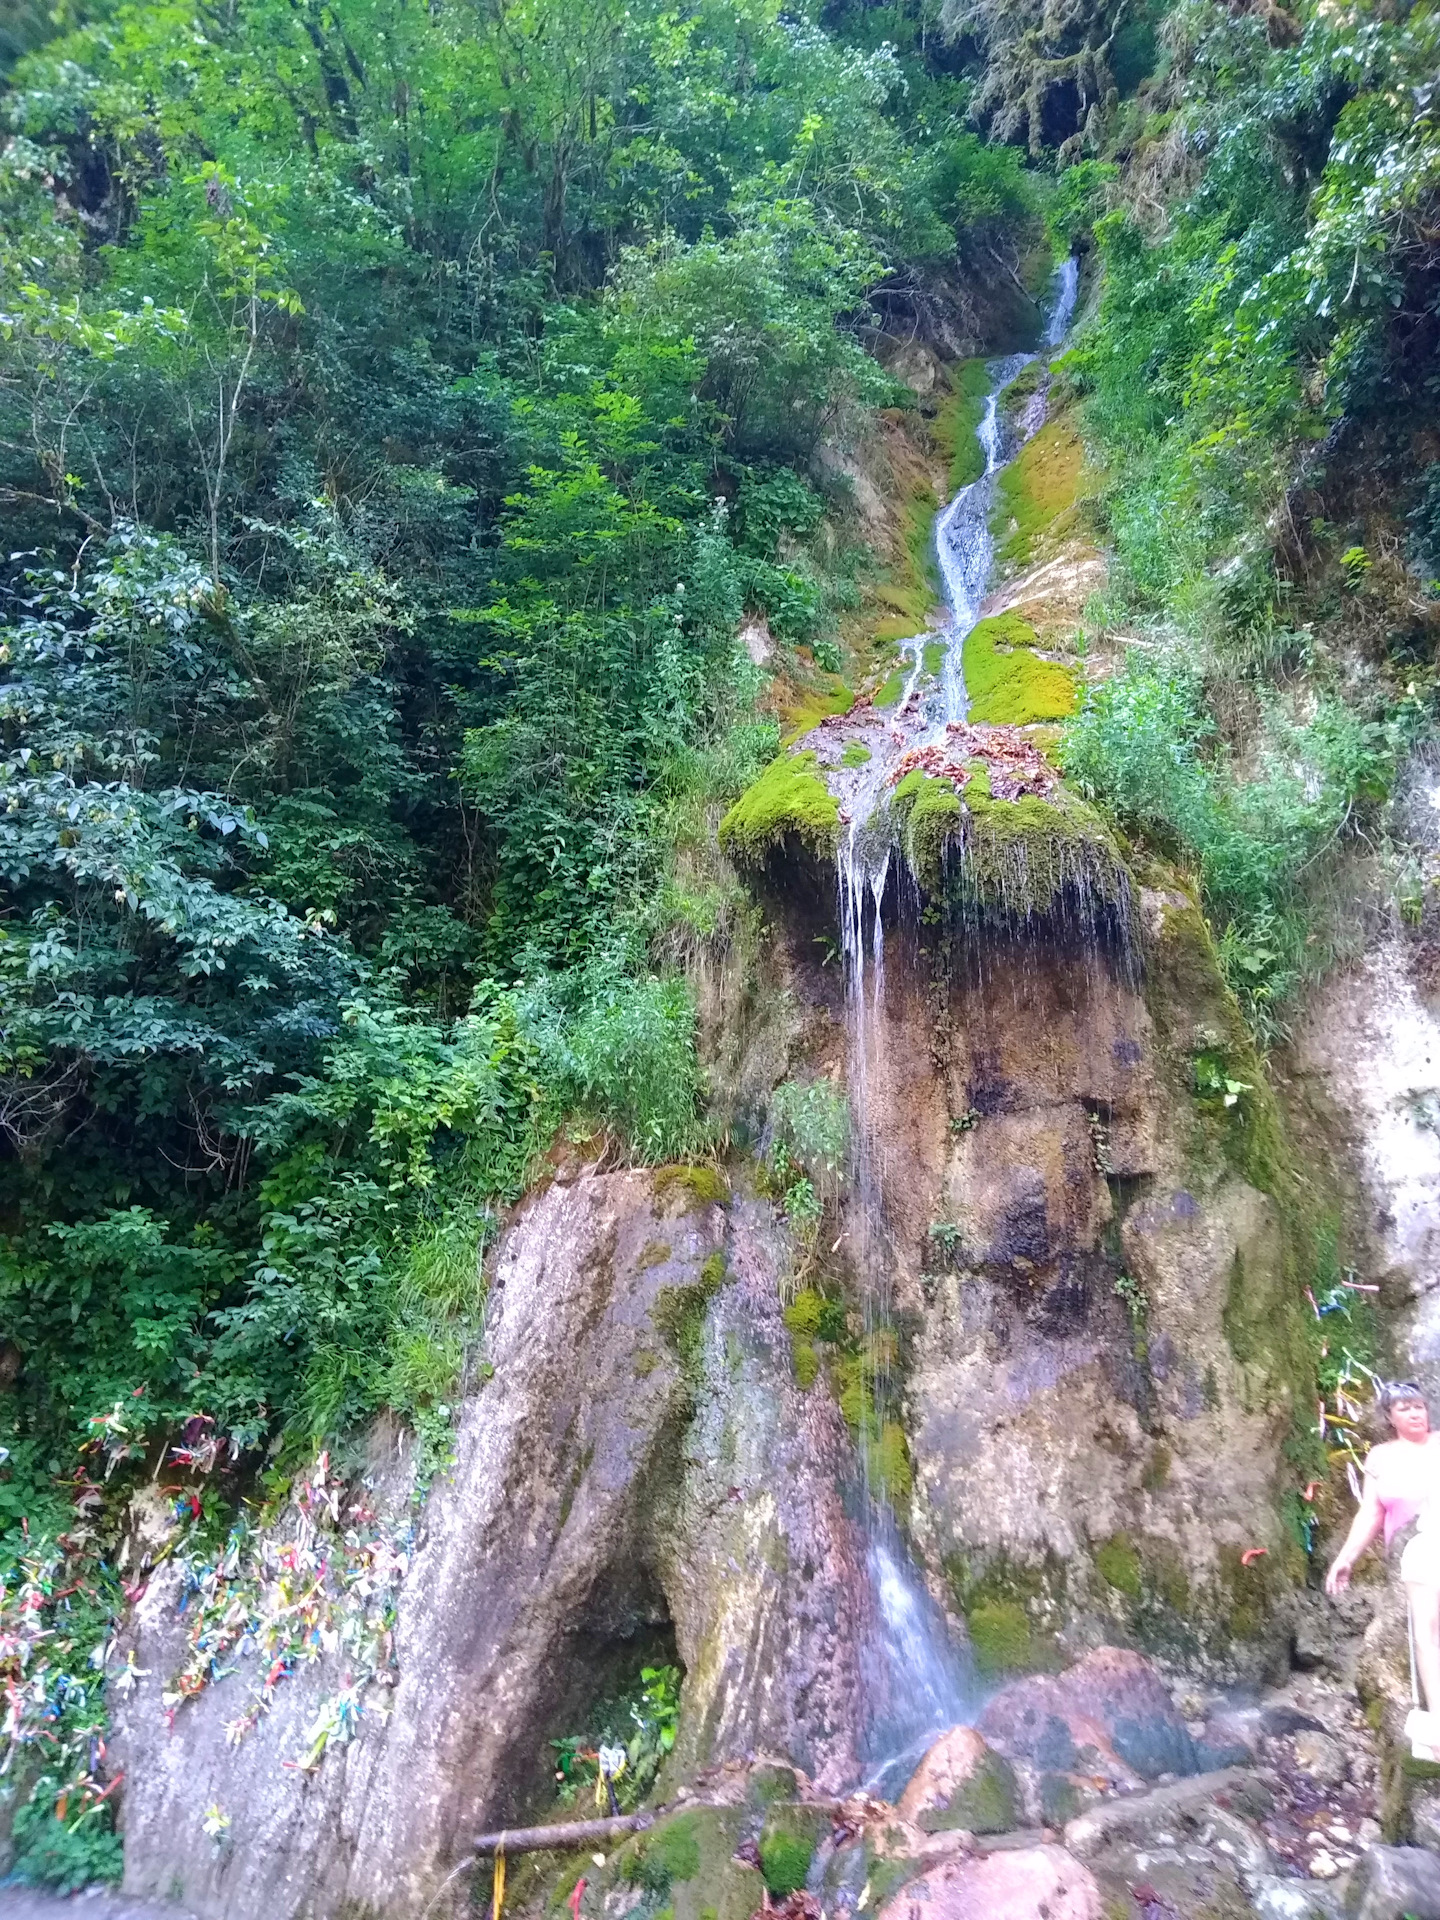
[838,258,1082,1789]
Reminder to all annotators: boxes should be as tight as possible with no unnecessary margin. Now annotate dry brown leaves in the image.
[888,722,1058,802]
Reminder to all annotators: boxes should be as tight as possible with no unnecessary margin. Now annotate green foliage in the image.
[1062,658,1409,1030]
[553,1662,682,1816]
[768,1079,850,1190]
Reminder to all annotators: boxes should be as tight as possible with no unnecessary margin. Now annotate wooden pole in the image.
[471,1810,660,1857]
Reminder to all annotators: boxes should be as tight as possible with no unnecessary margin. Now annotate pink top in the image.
[1381,1496,1422,1548]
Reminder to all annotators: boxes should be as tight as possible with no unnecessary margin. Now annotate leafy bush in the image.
[1063,658,1408,1031]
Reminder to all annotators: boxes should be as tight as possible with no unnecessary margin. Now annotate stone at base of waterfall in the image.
[1347,1845,1440,1920]
[1063,1767,1275,1920]
[977,1647,1248,1789]
[875,1845,1102,1920]
[897,1726,1019,1834]
[1413,1788,1440,1851]
[1249,1878,1346,1920]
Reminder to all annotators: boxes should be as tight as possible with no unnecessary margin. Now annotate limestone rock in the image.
[896,1726,1019,1834]
[977,1647,1229,1786]
[1062,1766,1271,1859]
[874,1844,1102,1920]
[1345,1845,1440,1919]
[1411,1788,1440,1850]
[1294,1729,1349,1787]
[113,1173,873,1920]
[1251,1880,1346,1919]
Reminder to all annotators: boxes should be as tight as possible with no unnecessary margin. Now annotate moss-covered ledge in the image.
[717,750,841,866]
[889,761,1131,919]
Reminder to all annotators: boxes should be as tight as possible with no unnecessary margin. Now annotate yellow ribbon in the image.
[492,1850,506,1920]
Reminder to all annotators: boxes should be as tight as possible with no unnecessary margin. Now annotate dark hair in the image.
[1379,1381,1428,1414]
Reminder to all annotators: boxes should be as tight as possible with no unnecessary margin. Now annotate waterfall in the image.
[837,258,1082,1789]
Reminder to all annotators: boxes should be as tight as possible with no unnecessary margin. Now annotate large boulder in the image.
[896,1726,1018,1834]
[874,1845,1102,1920]
[977,1647,1239,1785]
[1345,1845,1440,1920]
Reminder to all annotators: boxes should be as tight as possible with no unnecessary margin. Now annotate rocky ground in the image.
[6,1639,1440,1920]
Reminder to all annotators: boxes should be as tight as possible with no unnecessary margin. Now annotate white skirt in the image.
[1401,1531,1440,1585]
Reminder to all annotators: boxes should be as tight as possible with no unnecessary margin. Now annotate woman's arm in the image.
[1326,1459,1385,1596]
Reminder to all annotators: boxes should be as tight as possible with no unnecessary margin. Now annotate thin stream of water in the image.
[840,258,1081,1786]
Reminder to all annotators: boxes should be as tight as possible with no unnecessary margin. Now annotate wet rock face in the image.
[805,880,1297,1672]
[113,1170,873,1919]
[976,1648,1242,1788]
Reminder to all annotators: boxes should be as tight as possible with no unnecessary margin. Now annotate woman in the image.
[1327,1381,1440,1752]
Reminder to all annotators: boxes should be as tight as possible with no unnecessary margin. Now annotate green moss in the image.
[932,358,992,491]
[963,611,1076,726]
[1095,1531,1143,1598]
[634,1349,659,1378]
[916,1749,1019,1835]
[652,1254,730,1388]
[783,1289,824,1337]
[758,1806,828,1896]
[922,639,946,678]
[637,1239,673,1271]
[893,758,1129,919]
[866,1420,912,1502]
[890,767,962,885]
[650,1813,702,1885]
[781,682,854,746]
[654,1165,730,1211]
[1216,1542,1276,1643]
[718,751,840,865]
[868,482,941,648]
[967,1599,1034,1676]
[990,417,1084,570]
[840,741,872,768]
[1000,360,1045,415]
[781,1282,824,1383]
[874,668,906,707]
[745,1765,798,1808]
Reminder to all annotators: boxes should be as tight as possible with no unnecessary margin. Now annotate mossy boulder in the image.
[718,751,840,866]
[890,767,962,885]
[897,1727,1019,1835]
[758,1802,831,1896]
[963,611,1076,726]
[607,1808,762,1920]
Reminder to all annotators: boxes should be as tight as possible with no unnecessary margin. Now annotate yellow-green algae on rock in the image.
[718,749,840,865]
[964,611,1076,726]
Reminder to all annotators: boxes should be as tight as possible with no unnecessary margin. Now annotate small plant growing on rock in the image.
[928,1220,964,1266]
[1192,1049,1252,1110]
